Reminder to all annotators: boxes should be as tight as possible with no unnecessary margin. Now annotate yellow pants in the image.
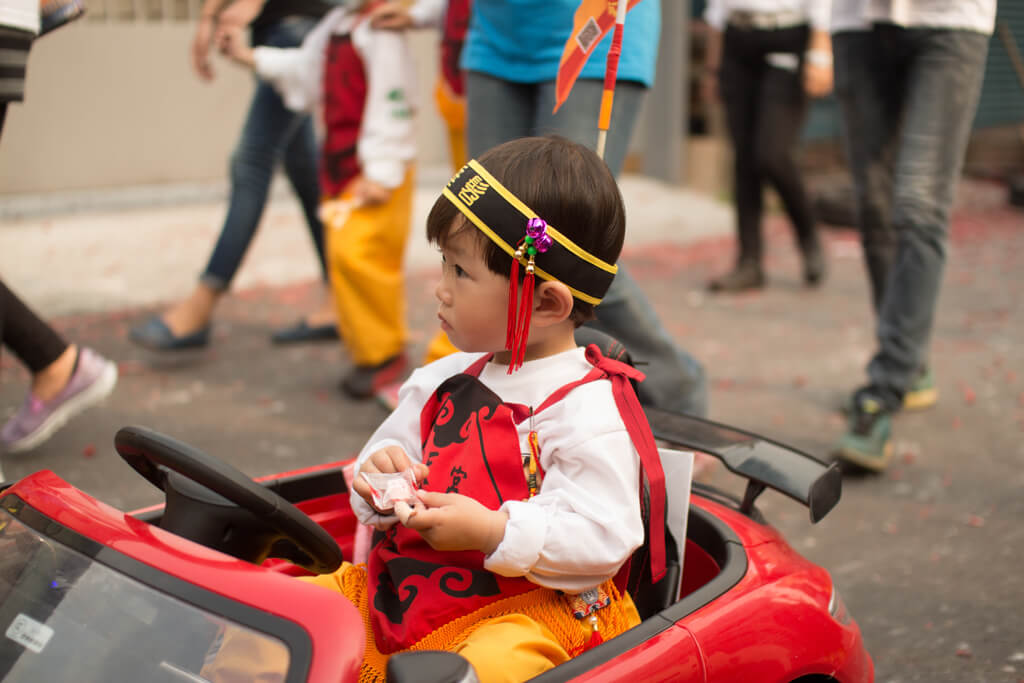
[324,168,415,366]
[303,563,639,683]
[420,79,467,366]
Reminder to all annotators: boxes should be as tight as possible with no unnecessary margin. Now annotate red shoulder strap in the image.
[581,344,667,583]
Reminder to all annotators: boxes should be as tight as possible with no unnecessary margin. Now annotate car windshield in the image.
[0,509,290,683]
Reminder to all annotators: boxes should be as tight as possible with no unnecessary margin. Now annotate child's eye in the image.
[454,264,467,278]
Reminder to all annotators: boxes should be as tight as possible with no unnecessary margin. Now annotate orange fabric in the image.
[324,167,415,365]
[302,563,641,683]
[423,329,459,364]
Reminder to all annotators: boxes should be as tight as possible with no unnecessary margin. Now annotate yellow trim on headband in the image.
[467,160,618,277]
[443,186,604,305]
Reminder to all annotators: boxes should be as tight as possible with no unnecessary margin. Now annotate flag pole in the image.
[596,0,629,159]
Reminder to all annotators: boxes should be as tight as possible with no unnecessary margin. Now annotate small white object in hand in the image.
[361,470,419,511]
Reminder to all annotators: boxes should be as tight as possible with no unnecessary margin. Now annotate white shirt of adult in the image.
[831,0,997,35]
[252,7,418,190]
[703,0,834,32]
[0,0,39,34]
[350,346,646,594]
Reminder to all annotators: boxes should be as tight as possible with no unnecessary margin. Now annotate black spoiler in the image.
[645,407,842,523]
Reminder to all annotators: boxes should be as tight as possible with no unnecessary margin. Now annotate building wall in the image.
[0,22,451,195]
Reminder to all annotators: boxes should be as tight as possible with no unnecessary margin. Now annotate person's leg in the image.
[710,26,767,290]
[866,28,990,407]
[131,18,321,348]
[466,71,537,157]
[751,26,822,285]
[331,169,417,398]
[833,29,904,312]
[534,79,708,416]
[1,278,68,377]
[835,27,989,470]
[453,614,570,682]
[1,279,117,453]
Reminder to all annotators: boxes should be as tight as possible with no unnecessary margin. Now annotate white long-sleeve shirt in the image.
[831,0,997,35]
[351,347,645,594]
[704,0,833,32]
[252,8,417,189]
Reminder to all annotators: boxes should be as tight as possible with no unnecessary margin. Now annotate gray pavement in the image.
[1,173,1022,682]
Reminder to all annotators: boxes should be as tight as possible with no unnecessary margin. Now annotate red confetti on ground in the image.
[714,378,735,391]
[82,445,96,458]
[943,469,954,487]
[967,515,985,528]
[1006,371,1017,384]
[792,375,807,388]
[1018,392,1024,408]
[952,416,963,430]
[960,383,976,405]
[117,360,149,376]
[955,644,972,659]
[315,390,330,403]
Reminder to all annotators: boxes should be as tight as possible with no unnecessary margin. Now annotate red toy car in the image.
[0,402,872,683]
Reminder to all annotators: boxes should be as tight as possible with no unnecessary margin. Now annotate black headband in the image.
[442,159,618,304]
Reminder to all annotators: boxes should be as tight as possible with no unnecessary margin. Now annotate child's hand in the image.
[402,490,509,554]
[353,446,428,513]
[353,177,393,206]
[216,24,255,68]
[368,1,415,30]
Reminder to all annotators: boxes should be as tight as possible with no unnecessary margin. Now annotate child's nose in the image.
[434,280,449,304]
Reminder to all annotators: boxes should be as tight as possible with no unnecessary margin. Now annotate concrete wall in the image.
[0,22,451,195]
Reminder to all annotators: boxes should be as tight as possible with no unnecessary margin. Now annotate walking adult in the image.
[372,0,708,417]
[831,0,996,470]
[1,2,117,462]
[702,0,833,292]
[130,0,338,351]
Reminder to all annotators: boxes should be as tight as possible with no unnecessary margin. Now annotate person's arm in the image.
[226,7,344,112]
[368,0,445,30]
[484,389,645,592]
[191,0,232,80]
[351,22,418,203]
[349,356,466,527]
[803,0,834,97]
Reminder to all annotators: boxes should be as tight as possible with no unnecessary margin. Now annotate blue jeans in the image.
[201,17,325,291]
[465,72,708,416]
[834,26,989,409]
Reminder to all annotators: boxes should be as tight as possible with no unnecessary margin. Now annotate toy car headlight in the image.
[828,582,852,626]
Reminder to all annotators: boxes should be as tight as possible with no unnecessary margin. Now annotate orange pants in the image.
[324,168,415,366]
[303,563,639,683]
[422,78,467,365]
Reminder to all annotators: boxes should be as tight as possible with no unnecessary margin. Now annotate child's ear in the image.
[532,281,574,326]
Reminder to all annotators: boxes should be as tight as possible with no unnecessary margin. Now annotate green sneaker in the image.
[835,391,893,472]
[903,367,938,411]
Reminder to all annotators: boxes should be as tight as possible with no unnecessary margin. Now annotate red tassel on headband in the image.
[506,217,553,373]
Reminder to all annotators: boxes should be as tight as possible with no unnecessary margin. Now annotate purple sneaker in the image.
[1,348,118,454]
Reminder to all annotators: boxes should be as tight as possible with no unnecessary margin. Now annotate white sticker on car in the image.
[5,614,54,654]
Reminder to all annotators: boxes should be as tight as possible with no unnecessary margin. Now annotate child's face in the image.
[434,224,510,354]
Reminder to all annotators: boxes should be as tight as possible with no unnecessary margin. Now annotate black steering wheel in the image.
[115,425,342,575]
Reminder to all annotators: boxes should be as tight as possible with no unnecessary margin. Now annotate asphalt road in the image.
[1,180,1022,682]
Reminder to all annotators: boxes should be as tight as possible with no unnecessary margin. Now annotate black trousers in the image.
[719,23,817,266]
[1,278,68,374]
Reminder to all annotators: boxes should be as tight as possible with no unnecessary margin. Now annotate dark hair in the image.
[426,135,625,324]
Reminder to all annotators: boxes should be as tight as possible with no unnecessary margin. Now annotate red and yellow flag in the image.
[553,0,643,114]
